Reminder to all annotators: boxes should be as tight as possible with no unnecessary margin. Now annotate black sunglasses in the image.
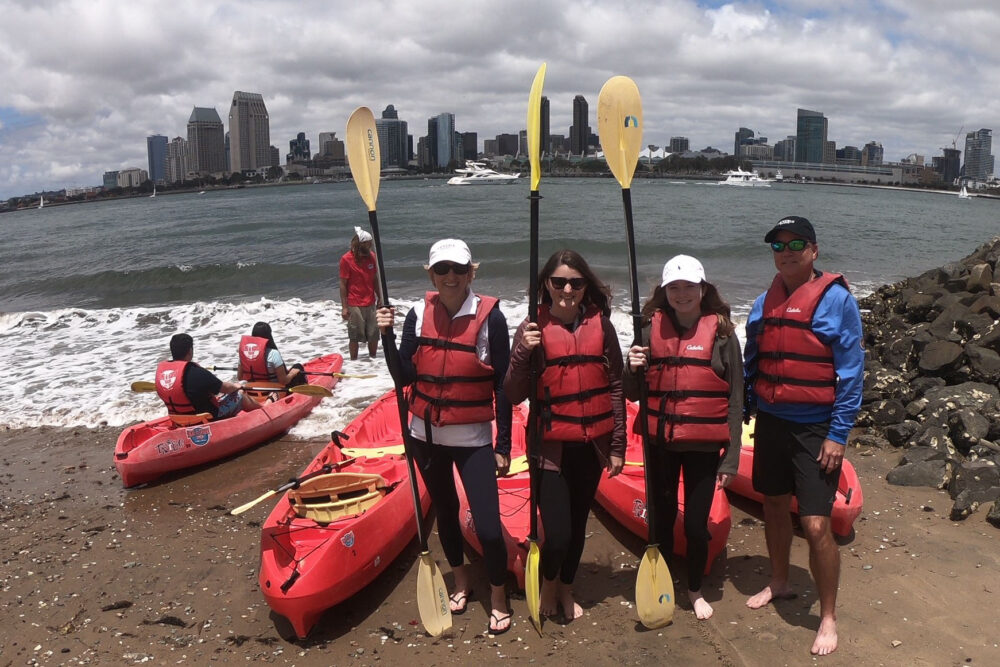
[770,239,809,252]
[431,262,471,275]
[549,276,587,290]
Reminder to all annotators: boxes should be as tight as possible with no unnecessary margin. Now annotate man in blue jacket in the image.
[743,216,863,656]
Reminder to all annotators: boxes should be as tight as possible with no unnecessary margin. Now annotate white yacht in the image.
[719,168,772,187]
[447,161,520,185]
[774,170,784,182]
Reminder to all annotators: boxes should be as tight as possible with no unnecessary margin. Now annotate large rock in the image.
[947,460,1000,515]
[956,312,995,340]
[899,446,950,465]
[965,344,1000,384]
[923,382,1000,411]
[867,399,907,427]
[967,263,993,292]
[986,500,1000,529]
[911,426,958,458]
[918,340,965,377]
[886,459,952,488]
[903,292,935,321]
[884,420,922,448]
[948,408,991,454]
[969,295,1000,318]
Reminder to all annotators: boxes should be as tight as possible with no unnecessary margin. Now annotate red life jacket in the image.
[536,305,615,441]
[754,271,847,405]
[239,335,272,381]
[155,360,196,414]
[640,312,730,443]
[409,292,499,426]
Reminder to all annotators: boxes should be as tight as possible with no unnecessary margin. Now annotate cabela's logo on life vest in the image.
[158,370,177,390]
[186,425,212,446]
[242,343,261,360]
[786,307,802,313]
[685,344,704,351]
[632,499,649,525]
[341,531,355,548]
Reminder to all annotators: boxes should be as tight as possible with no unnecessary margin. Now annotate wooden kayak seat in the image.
[287,472,387,524]
[168,412,213,427]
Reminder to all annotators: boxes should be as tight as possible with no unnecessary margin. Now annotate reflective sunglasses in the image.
[549,276,587,290]
[431,262,471,275]
[770,239,809,252]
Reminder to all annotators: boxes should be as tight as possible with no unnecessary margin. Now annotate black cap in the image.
[764,215,816,243]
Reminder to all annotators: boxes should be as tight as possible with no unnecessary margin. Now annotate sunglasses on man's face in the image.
[770,239,810,252]
[549,276,587,290]
[431,262,471,276]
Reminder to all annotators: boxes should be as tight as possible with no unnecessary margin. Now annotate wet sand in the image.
[1,426,998,666]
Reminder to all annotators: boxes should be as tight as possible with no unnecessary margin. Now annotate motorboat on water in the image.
[774,170,784,182]
[447,161,520,185]
[719,168,772,187]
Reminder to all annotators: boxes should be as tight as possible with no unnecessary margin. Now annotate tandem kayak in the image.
[594,401,732,574]
[727,418,864,537]
[258,390,430,639]
[115,353,343,487]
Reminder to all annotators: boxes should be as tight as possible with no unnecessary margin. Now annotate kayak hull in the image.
[258,391,430,638]
[114,353,342,487]
[728,418,864,537]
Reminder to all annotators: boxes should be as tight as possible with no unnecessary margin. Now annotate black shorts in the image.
[751,410,838,517]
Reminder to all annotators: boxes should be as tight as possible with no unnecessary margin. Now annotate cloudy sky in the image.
[2,0,999,199]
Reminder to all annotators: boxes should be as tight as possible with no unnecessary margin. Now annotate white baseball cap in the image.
[354,226,373,243]
[427,238,472,267]
[660,254,706,286]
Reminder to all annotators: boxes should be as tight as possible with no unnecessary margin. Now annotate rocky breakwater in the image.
[856,236,1000,526]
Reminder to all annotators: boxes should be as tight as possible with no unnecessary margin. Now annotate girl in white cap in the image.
[376,238,514,635]
[624,254,743,620]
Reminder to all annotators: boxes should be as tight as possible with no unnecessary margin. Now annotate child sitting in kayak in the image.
[237,321,307,388]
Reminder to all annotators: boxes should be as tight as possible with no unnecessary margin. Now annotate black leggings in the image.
[538,442,603,585]
[646,446,720,592]
[410,438,508,587]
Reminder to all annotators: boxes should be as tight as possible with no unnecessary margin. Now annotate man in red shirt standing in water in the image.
[339,226,382,360]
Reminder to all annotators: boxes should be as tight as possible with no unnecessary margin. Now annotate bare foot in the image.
[811,616,838,655]
[539,578,559,617]
[559,583,583,621]
[746,583,796,609]
[688,590,714,620]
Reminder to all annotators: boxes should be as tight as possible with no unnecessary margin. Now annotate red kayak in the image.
[594,401,732,575]
[258,390,430,639]
[115,353,342,487]
[727,418,864,537]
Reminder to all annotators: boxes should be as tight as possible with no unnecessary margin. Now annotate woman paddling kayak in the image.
[376,238,514,635]
[624,255,743,620]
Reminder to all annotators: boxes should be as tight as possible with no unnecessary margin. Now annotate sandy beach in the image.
[1,425,997,666]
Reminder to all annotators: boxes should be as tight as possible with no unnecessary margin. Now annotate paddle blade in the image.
[597,76,643,190]
[416,551,452,637]
[130,381,156,393]
[286,384,333,397]
[230,489,277,516]
[635,545,674,629]
[526,540,542,634]
[526,62,547,191]
[341,444,406,458]
[346,107,381,211]
[506,455,529,476]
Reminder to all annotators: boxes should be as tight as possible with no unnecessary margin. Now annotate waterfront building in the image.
[375,105,409,169]
[417,136,430,167]
[287,132,311,163]
[228,91,271,173]
[823,140,837,165]
[166,136,188,183]
[963,129,994,183]
[549,134,567,154]
[540,96,550,156]
[483,138,497,156]
[741,143,774,160]
[496,133,518,157]
[117,168,148,188]
[146,135,168,184]
[773,136,796,161]
[461,132,477,160]
[571,95,589,156]
[934,147,961,184]
[669,136,689,153]
[186,107,226,176]
[269,146,280,167]
[428,113,455,169]
[861,141,883,166]
[795,108,828,163]
[836,145,862,165]
[751,159,898,184]
[734,127,754,157]
[519,130,528,158]
[102,171,119,189]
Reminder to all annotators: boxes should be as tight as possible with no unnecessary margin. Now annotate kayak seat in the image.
[168,412,213,427]
[288,472,387,523]
[246,381,287,404]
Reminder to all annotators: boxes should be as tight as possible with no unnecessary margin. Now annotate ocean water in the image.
[2,178,997,432]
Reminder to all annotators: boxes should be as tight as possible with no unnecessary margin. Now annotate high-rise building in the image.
[836,146,862,165]
[483,138,497,156]
[540,96,550,156]
[287,132,310,163]
[269,146,280,168]
[187,107,226,175]
[795,109,828,163]
[461,132,477,160]
[861,141,883,166]
[773,136,796,161]
[571,95,589,155]
[934,147,961,184]
[166,136,188,183]
[963,129,994,182]
[228,91,271,173]
[102,171,119,189]
[376,105,409,169]
[431,113,455,168]
[146,135,168,184]
[496,133,518,156]
[117,168,148,188]
[519,130,528,157]
[734,127,754,157]
[823,140,837,165]
[669,136,689,153]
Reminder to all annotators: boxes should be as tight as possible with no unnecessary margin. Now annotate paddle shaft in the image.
[527,190,541,542]
[210,366,374,379]
[621,187,659,545]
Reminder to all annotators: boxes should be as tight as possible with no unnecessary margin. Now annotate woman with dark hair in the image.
[237,321,307,387]
[504,249,626,622]
[623,254,743,620]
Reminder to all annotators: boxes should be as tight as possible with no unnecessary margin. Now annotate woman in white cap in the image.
[623,254,743,620]
[339,226,382,360]
[504,249,626,622]
[376,238,513,635]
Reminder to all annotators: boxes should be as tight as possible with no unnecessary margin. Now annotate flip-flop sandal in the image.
[488,609,512,635]
[449,590,471,615]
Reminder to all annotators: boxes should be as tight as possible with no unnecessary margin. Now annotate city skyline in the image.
[3,1,1000,199]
